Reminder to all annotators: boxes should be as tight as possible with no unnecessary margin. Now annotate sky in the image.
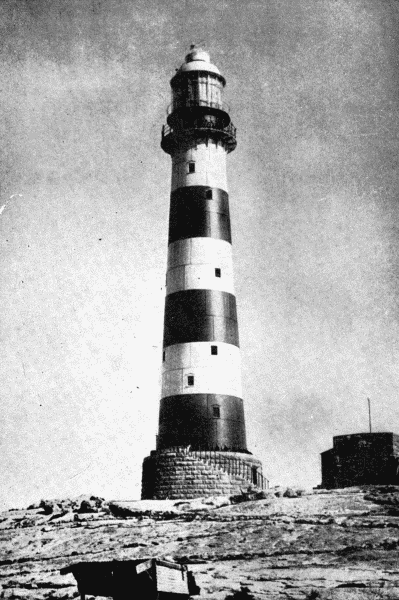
[1,0,399,510]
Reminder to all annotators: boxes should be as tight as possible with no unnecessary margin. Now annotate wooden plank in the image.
[136,559,153,574]
[156,559,186,572]
[155,564,188,594]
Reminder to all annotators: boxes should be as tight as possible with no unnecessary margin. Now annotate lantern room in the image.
[167,46,230,128]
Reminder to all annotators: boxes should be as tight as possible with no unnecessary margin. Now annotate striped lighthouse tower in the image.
[142,47,267,499]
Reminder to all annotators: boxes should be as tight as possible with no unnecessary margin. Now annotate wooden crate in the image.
[60,558,200,599]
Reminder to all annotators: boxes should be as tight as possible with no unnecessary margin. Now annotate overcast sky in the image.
[1,0,399,509]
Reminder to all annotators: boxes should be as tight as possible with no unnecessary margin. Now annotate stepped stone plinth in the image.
[142,449,266,500]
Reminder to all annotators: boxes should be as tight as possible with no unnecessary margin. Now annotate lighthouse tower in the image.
[142,47,266,499]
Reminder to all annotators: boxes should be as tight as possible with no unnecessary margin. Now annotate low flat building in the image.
[321,432,399,489]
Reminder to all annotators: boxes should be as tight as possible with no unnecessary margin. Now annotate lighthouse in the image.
[142,47,267,499]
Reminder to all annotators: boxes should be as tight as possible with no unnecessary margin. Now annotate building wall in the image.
[321,433,399,489]
[142,450,266,500]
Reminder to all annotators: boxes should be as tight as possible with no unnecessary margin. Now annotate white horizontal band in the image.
[162,342,242,398]
[166,264,234,295]
[168,237,233,269]
[163,341,241,370]
[171,141,227,192]
[166,238,235,295]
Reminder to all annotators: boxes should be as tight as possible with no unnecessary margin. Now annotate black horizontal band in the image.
[168,186,231,244]
[157,394,247,452]
[163,289,239,348]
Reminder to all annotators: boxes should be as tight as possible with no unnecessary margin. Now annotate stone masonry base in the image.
[141,449,267,500]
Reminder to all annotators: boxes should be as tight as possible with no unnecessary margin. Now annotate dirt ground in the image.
[2,486,399,599]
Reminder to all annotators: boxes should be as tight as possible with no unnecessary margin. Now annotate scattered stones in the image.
[3,488,399,599]
[224,585,257,599]
[39,501,56,516]
[283,488,298,498]
[78,500,97,514]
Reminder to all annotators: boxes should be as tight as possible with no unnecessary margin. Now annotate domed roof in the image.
[184,48,211,64]
[174,46,224,80]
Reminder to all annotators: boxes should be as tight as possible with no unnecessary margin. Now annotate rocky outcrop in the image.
[2,487,399,599]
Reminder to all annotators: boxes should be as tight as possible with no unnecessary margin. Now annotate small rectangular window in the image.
[206,189,213,199]
[211,345,218,355]
[212,405,220,418]
[188,162,195,174]
[162,351,165,362]
[187,375,194,386]
[215,268,221,278]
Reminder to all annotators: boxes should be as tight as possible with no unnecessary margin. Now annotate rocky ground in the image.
[2,486,399,599]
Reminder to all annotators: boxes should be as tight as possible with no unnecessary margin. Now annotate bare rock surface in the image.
[1,487,399,599]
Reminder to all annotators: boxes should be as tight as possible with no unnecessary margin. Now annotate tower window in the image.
[215,268,221,277]
[187,375,194,386]
[211,345,218,355]
[188,162,195,174]
[206,189,213,199]
[212,405,221,418]
[162,351,165,362]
